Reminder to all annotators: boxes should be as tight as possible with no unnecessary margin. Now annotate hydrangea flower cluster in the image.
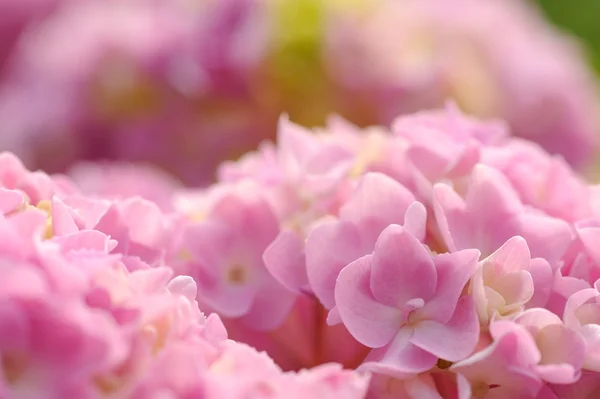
[156,104,600,398]
[0,0,597,184]
[0,153,370,398]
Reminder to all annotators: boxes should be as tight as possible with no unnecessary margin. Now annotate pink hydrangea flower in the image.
[335,224,480,375]
[452,308,586,397]
[171,182,296,330]
[4,96,600,397]
[470,236,551,325]
[0,164,369,398]
[433,164,573,263]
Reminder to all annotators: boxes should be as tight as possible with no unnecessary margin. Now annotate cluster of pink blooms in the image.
[4,103,598,398]
[0,154,370,398]
[182,103,600,397]
[0,0,598,184]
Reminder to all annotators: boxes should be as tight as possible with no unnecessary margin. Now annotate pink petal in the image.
[339,172,415,239]
[465,165,523,218]
[445,140,480,179]
[55,230,114,253]
[577,226,600,266]
[306,221,365,309]
[51,196,80,236]
[514,308,562,333]
[432,183,465,252]
[452,331,542,395]
[370,225,437,307]
[403,201,427,242]
[515,212,572,265]
[326,306,342,326]
[263,230,308,293]
[167,275,198,301]
[411,296,479,362]
[527,258,554,308]
[335,255,402,348]
[485,236,530,274]
[536,363,581,385]
[358,328,437,379]
[419,249,480,323]
[210,193,279,250]
[579,323,600,372]
[563,288,600,329]
[119,198,165,244]
[0,188,23,214]
[538,323,585,366]
[241,274,297,331]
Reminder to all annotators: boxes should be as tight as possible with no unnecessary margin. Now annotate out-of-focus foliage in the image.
[538,0,600,71]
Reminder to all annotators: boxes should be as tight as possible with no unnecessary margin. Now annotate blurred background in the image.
[0,0,599,189]
[539,0,600,69]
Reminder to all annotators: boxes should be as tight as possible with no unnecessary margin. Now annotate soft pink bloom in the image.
[335,224,480,376]
[0,152,77,204]
[433,164,573,263]
[481,139,593,222]
[49,195,171,267]
[452,308,586,397]
[470,236,542,325]
[563,283,600,373]
[0,160,370,398]
[267,172,424,303]
[451,322,544,398]
[171,183,295,330]
[392,103,506,186]
[306,173,424,312]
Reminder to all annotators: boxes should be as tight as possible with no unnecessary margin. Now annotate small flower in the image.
[335,224,480,375]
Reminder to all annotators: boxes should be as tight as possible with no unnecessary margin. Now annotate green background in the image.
[538,0,600,70]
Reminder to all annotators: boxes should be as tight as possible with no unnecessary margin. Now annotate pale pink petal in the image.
[418,249,480,323]
[167,275,198,302]
[51,196,80,236]
[514,308,562,333]
[339,172,415,240]
[241,275,297,331]
[486,236,530,274]
[210,193,279,250]
[564,288,600,328]
[54,230,115,253]
[410,296,479,361]
[263,230,308,293]
[579,323,600,372]
[432,183,465,252]
[402,201,427,242]
[452,331,542,395]
[0,188,24,214]
[577,226,600,265]
[306,220,365,309]
[445,140,480,179]
[515,213,572,265]
[335,255,402,348]
[536,324,585,382]
[465,165,523,218]
[358,328,437,379]
[370,224,437,307]
[527,258,554,308]
[492,270,534,305]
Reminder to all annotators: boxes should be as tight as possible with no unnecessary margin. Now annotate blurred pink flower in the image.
[0,0,597,185]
